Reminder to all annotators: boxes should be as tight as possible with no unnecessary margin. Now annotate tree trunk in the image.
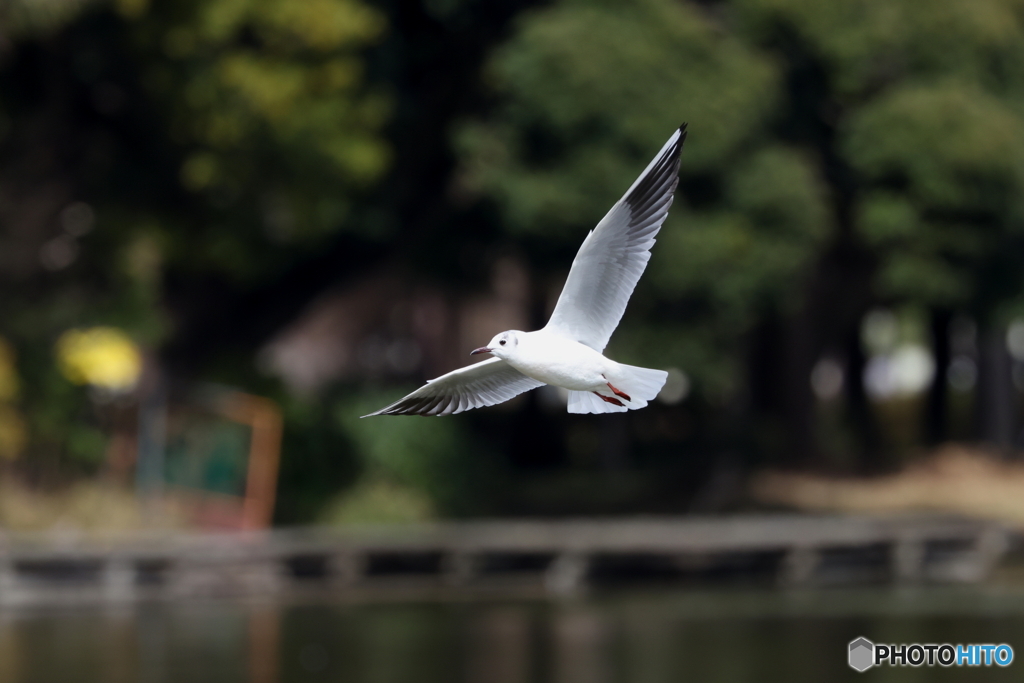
[976,325,1014,452]
[844,325,885,472]
[781,309,817,466]
[925,309,952,446]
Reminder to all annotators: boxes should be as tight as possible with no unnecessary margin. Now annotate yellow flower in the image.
[56,327,142,392]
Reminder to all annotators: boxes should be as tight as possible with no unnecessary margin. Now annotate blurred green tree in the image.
[8,0,1024,519]
[130,0,391,278]
[458,0,832,464]
[0,0,543,519]
[741,0,1024,447]
[459,0,1024,467]
[0,0,390,477]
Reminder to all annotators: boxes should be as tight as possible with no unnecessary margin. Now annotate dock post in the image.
[104,557,136,601]
[328,552,367,587]
[545,552,590,596]
[892,537,924,582]
[971,527,1009,581]
[0,557,18,605]
[779,546,819,586]
[442,553,478,586]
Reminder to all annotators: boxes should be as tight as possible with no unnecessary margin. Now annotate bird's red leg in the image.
[593,392,625,407]
[606,383,631,402]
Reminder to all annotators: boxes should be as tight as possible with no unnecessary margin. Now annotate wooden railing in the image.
[0,514,1012,605]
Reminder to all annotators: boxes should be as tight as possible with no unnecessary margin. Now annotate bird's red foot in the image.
[593,392,625,407]
[606,383,631,402]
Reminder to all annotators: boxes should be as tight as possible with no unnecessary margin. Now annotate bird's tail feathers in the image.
[614,364,668,405]
[566,365,668,414]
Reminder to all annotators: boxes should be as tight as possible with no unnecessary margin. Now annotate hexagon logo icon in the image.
[849,637,875,672]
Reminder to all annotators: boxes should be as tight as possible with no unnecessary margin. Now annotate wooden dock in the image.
[0,514,1013,605]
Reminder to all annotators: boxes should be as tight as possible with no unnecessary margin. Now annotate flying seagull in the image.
[365,124,687,416]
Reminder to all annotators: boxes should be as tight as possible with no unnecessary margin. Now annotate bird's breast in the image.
[506,336,608,390]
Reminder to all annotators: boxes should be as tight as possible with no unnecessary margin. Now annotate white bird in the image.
[365,124,686,417]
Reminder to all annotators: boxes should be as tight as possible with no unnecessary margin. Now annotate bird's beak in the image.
[470,347,492,356]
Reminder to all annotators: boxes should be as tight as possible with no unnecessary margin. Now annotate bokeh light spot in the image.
[56,327,142,392]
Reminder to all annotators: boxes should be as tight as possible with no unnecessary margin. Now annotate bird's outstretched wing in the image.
[543,125,686,352]
[362,357,545,417]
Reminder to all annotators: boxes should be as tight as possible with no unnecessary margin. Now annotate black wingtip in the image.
[662,124,687,163]
[624,124,686,212]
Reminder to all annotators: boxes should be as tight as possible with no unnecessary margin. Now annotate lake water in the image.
[2,585,1023,682]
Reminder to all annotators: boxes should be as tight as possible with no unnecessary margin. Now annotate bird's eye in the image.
[499,340,506,346]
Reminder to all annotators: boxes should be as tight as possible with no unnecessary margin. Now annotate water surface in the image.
[3,585,1023,682]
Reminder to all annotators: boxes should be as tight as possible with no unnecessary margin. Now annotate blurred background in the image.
[5,0,1024,680]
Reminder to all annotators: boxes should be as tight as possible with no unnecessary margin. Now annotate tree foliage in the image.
[0,0,390,472]
[8,0,1024,515]
[130,0,390,279]
[739,0,1024,316]
[460,0,1024,462]
[459,0,831,396]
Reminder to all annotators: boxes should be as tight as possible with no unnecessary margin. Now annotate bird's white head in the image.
[471,331,521,360]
